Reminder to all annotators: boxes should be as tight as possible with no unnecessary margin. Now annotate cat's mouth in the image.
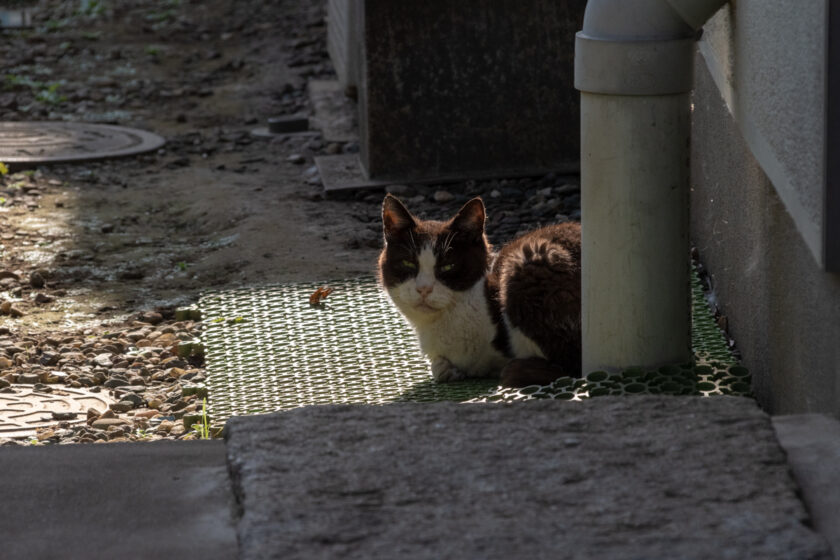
[414,301,439,313]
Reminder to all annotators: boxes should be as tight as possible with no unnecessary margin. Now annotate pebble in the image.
[433,190,455,203]
[29,272,45,289]
[386,184,415,197]
[93,353,114,368]
[34,293,55,304]
[91,418,130,430]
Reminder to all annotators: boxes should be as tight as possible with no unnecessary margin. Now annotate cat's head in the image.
[379,194,490,322]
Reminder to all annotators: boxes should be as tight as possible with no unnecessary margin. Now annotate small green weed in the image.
[35,83,66,105]
[191,398,211,439]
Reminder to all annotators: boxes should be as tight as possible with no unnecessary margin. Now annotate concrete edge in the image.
[773,414,840,560]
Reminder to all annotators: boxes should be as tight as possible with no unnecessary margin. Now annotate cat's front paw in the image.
[431,356,466,383]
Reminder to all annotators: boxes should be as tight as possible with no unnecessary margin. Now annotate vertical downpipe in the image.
[574,0,727,373]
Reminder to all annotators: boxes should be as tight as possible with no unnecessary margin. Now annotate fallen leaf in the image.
[309,286,334,305]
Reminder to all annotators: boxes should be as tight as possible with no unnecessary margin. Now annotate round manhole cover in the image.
[0,385,113,438]
[0,121,165,168]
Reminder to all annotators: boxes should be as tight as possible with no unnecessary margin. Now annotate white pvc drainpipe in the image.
[575,0,727,373]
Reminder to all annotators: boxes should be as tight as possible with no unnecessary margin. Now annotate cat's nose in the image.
[416,285,433,298]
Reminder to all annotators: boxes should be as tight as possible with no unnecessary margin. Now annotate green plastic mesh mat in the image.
[199,277,498,422]
[199,266,749,423]
[472,265,750,403]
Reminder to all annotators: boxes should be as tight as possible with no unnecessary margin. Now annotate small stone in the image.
[93,353,114,368]
[153,333,178,347]
[29,272,45,289]
[490,189,502,198]
[8,306,23,318]
[52,411,78,421]
[287,154,305,164]
[156,420,175,433]
[0,378,9,389]
[100,223,115,234]
[109,401,134,413]
[33,293,54,304]
[168,367,187,378]
[18,373,40,384]
[39,352,60,366]
[386,184,416,197]
[0,301,11,315]
[92,418,130,430]
[433,190,454,203]
[139,311,163,325]
[36,430,55,442]
[0,357,12,369]
[99,408,116,419]
[121,393,144,407]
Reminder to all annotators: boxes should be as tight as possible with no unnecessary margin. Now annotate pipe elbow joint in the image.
[574,0,728,95]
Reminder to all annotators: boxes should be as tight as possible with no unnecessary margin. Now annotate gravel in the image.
[0,313,208,446]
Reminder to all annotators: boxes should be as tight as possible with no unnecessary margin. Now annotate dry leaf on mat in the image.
[309,286,334,305]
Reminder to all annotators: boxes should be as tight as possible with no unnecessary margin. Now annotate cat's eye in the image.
[401,259,417,269]
[440,263,455,272]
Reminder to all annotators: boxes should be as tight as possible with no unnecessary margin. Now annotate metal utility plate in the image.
[200,268,747,424]
[0,121,165,169]
[0,386,112,438]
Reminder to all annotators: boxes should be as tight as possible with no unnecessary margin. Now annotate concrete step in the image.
[0,440,237,560]
[225,396,832,559]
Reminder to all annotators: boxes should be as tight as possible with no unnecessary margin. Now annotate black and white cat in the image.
[379,194,581,387]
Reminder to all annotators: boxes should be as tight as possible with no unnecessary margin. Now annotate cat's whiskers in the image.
[441,231,457,255]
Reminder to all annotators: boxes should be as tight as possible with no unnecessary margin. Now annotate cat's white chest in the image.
[406,279,507,378]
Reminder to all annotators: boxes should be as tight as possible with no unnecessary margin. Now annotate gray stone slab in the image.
[315,153,388,192]
[226,396,830,560]
[0,440,237,560]
[773,414,840,559]
[308,79,358,143]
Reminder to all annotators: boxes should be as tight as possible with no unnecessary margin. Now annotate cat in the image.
[379,194,581,387]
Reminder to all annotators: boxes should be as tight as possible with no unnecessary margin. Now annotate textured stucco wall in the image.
[691,54,840,416]
[357,0,584,181]
[699,0,827,266]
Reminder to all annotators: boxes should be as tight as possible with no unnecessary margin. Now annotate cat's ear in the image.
[382,194,416,238]
[451,197,485,240]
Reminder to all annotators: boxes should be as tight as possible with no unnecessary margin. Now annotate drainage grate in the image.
[200,266,748,423]
[0,121,165,169]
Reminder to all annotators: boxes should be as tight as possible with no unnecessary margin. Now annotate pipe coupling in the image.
[574,33,695,96]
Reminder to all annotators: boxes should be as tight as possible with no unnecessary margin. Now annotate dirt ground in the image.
[1,0,380,333]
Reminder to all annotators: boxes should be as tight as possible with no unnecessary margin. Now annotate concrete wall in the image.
[698,1,827,267]
[326,0,359,89]
[357,0,585,182]
[691,13,840,414]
